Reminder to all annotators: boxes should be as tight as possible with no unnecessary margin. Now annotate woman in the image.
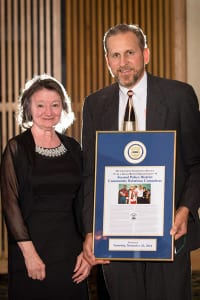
[0,74,90,299]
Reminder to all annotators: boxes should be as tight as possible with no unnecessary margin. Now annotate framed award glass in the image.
[93,131,176,261]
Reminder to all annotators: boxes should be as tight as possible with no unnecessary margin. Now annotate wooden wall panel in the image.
[172,0,187,81]
[65,0,182,142]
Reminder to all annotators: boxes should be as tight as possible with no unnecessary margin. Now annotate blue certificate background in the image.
[93,131,175,260]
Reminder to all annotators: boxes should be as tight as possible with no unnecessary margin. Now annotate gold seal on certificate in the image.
[124,141,146,164]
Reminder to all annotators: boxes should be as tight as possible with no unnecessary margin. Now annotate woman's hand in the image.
[18,241,46,280]
[72,252,91,284]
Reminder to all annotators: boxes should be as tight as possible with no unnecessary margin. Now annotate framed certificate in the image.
[93,131,176,261]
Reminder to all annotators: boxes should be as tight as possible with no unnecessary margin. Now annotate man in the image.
[118,184,129,204]
[82,24,200,300]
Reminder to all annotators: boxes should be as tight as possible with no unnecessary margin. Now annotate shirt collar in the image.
[119,71,147,98]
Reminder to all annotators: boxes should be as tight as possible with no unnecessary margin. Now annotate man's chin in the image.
[116,75,140,88]
[118,79,135,88]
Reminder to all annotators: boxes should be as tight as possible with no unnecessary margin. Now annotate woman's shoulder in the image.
[5,130,30,150]
[9,129,32,144]
[57,132,81,151]
[58,133,82,167]
[4,130,35,165]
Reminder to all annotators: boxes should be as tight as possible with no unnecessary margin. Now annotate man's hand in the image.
[170,206,189,240]
[83,233,110,266]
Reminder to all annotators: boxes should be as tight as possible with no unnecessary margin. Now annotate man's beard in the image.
[115,66,144,88]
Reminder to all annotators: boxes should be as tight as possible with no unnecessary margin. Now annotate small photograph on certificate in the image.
[118,183,151,204]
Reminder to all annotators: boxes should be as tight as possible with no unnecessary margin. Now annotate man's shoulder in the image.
[86,82,119,99]
[148,73,193,90]
[147,73,198,107]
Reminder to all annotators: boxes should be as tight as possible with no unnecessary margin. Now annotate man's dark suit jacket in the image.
[82,73,200,251]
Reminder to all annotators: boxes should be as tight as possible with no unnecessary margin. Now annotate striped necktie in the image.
[123,90,135,131]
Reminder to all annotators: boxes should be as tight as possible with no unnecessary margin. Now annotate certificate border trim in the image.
[93,130,176,261]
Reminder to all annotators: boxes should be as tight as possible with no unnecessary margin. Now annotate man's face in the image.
[105,32,149,88]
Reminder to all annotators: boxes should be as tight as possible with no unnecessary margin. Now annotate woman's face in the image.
[30,88,62,130]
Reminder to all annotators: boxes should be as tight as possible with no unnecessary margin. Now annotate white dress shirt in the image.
[118,72,147,131]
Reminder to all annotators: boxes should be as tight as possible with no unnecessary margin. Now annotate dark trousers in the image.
[102,243,192,300]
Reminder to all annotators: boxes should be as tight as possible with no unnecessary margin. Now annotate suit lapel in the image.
[101,83,119,130]
[98,75,168,131]
[146,74,168,130]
